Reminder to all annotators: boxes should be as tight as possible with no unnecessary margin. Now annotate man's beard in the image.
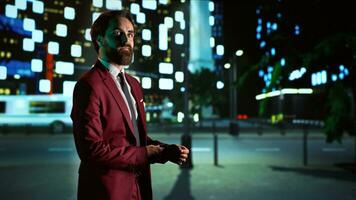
[106,46,133,65]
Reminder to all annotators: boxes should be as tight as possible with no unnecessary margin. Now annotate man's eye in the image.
[113,31,122,36]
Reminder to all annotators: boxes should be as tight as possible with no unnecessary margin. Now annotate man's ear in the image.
[97,35,103,47]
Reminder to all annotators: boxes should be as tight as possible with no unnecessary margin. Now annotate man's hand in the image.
[146,145,164,164]
[162,144,190,165]
[177,145,189,165]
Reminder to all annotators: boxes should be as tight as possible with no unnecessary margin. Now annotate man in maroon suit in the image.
[71,10,189,200]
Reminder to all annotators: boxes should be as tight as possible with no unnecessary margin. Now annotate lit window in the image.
[280,58,285,66]
[136,12,146,24]
[272,23,278,31]
[331,74,337,82]
[142,77,152,89]
[159,0,168,5]
[39,79,51,93]
[321,70,327,84]
[23,18,36,31]
[142,0,157,10]
[92,12,100,24]
[23,38,35,52]
[32,0,44,14]
[216,45,224,56]
[55,61,74,75]
[71,44,82,57]
[159,24,168,50]
[209,1,214,12]
[0,66,7,80]
[106,0,122,10]
[130,3,140,14]
[256,33,261,40]
[142,29,151,41]
[5,5,17,18]
[159,62,173,74]
[93,0,103,8]
[175,11,184,22]
[48,41,59,55]
[84,29,91,41]
[63,81,76,96]
[175,71,184,82]
[180,20,185,30]
[31,59,43,72]
[142,45,151,57]
[32,30,43,43]
[64,7,75,20]
[15,0,27,10]
[210,37,215,47]
[56,24,67,37]
[209,16,215,26]
[216,81,224,89]
[259,41,266,48]
[159,78,174,90]
[175,33,184,45]
[14,74,21,79]
[164,17,173,28]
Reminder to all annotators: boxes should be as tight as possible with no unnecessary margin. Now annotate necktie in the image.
[118,72,141,146]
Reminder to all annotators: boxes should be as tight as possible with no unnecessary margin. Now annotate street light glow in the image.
[224,63,231,69]
[235,49,244,56]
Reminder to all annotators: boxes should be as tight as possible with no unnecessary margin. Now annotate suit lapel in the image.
[95,61,135,136]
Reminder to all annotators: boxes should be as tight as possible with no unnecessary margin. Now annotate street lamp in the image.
[229,49,243,135]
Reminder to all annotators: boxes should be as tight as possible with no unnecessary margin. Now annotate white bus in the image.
[0,94,72,133]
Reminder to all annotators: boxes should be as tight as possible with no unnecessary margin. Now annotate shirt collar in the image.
[98,57,128,78]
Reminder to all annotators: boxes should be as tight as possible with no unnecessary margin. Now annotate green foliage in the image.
[324,83,349,142]
[188,69,228,117]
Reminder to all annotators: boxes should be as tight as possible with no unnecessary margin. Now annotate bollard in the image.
[213,121,218,166]
[279,122,285,135]
[303,125,309,166]
[257,123,263,136]
[180,133,193,169]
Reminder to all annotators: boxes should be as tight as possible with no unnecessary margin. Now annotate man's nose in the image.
[118,33,128,46]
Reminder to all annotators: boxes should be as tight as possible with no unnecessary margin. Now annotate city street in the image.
[0,131,355,200]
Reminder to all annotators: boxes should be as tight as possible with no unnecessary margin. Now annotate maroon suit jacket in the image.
[71,61,166,200]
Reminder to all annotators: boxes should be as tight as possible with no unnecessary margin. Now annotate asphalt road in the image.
[0,132,355,200]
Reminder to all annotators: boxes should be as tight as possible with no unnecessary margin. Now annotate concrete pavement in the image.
[0,132,355,200]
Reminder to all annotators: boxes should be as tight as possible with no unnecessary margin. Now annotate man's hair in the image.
[90,10,135,53]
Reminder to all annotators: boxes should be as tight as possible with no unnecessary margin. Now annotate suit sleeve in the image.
[71,80,148,171]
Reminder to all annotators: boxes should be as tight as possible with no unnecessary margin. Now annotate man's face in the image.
[100,17,134,65]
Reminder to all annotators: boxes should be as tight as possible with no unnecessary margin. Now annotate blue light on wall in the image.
[280,58,285,67]
[259,41,266,48]
[294,25,300,35]
[258,70,264,77]
[0,60,34,78]
[256,33,261,40]
[270,48,275,56]
[0,15,31,37]
[271,22,278,31]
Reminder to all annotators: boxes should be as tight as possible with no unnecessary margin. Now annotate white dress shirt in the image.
[98,58,138,120]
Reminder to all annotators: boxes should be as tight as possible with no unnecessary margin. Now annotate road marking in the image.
[192,147,211,152]
[48,147,73,152]
[255,148,280,152]
[322,148,346,152]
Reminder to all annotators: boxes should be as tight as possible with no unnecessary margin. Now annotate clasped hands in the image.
[146,144,189,165]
